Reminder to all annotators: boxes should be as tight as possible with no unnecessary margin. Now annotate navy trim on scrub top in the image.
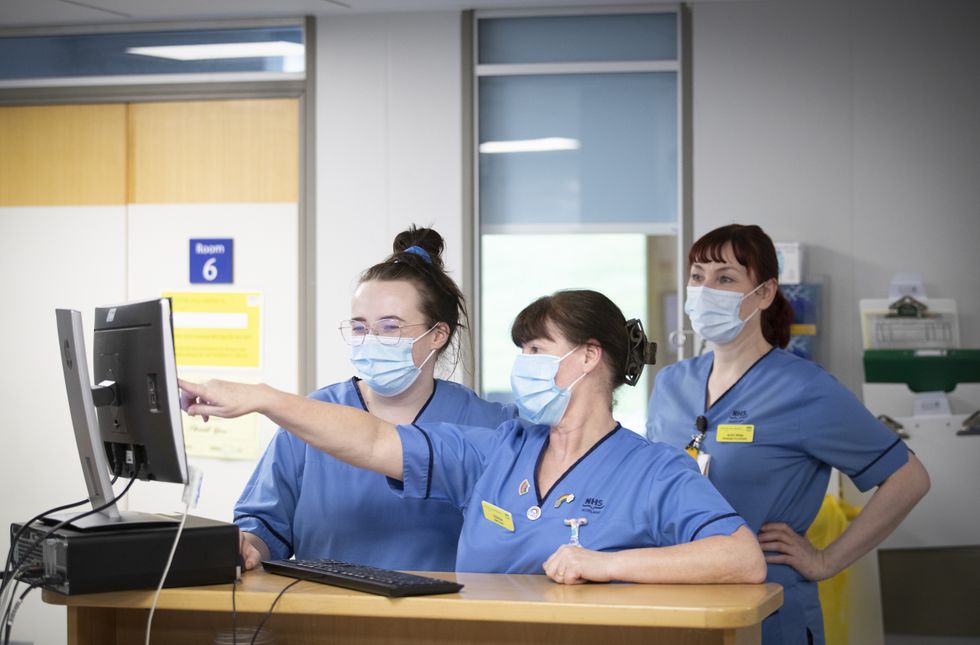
[702,347,776,413]
[351,376,369,411]
[412,424,435,499]
[852,436,903,479]
[691,512,740,540]
[351,376,440,423]
[532,424,623,506]
[235,513,293,555]
[355,376,440,499]
[414,379,439,419]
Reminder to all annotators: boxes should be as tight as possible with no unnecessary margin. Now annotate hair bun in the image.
[392,225,445,270]
[624,318,657,386]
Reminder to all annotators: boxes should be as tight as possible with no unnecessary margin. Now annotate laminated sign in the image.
[163,291,262,368]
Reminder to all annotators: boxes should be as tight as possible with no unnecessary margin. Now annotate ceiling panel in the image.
[0,0,675,29]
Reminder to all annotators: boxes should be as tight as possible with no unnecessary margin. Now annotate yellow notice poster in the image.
[164,291,261,368]
[182,410,260,460]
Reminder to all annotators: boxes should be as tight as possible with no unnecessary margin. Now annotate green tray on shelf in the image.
[863,349,980,393]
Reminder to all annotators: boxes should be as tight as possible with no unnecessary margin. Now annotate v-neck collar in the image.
[350,376,438,424]
[532,423,622,506]
[702,347,775,414]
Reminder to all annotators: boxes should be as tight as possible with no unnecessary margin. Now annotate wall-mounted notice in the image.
[181,406,261,461]
[189,238,233,284]
[164,291,262,368]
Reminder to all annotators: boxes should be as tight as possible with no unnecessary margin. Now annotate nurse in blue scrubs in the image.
[182,290,767,585]
[234,226,516,572]
[645,224,930,645]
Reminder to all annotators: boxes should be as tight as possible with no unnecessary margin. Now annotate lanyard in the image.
[684,415,709,459]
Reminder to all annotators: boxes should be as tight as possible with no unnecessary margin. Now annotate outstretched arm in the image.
[180,379,404,479]
[759,452,930,580]
[543,525,767,585]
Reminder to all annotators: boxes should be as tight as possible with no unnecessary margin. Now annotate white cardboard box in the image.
[775,242,803,284]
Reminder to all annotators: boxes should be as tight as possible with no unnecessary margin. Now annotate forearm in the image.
[253,384,404,479]
[821,453,930,576]
[606,526,766,584]
[242,532,271,560]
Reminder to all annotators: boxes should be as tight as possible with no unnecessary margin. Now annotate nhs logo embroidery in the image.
[583,497,605,514]
[729,409,748,421]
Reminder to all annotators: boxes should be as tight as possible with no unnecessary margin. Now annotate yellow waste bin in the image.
[806,494,862,645]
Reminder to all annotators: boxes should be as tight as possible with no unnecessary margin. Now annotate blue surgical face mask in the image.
[684,283,764,344]
[510,346,586,426]
[350,325,437,397]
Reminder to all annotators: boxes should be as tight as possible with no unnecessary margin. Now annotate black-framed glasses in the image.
[339,318,430,346]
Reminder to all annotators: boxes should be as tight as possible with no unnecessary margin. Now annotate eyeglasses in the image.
[339,318,430,346]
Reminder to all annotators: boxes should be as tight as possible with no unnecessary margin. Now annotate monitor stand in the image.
[39,507,179,531]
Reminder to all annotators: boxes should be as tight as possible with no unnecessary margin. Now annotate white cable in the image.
[0,579,19,639]
[143,501,190,645]
[4,582,38,644]
[145,465,202,645]
[1,558,26,627]
[0,580,13,625]
[0,572,24,635]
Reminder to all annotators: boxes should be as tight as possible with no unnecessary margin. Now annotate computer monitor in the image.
[53,298,188,530]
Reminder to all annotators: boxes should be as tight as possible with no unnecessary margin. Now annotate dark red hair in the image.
[689,224,794,348]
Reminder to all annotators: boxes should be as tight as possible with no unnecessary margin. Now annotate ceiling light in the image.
[479,137,581,154]
[126,41,304,61]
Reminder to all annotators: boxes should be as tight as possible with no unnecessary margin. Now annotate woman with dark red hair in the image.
[646,224,930,645]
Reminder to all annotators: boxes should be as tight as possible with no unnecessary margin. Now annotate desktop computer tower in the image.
[10,514,239,595]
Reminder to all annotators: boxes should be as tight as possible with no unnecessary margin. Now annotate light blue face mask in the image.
[510,346,587,427]
[350,325,437,397]
[684,283,764,344]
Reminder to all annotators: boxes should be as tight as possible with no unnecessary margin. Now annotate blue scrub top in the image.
[646,348,910,645]
[234,378,517,571]
[391,420,746,575]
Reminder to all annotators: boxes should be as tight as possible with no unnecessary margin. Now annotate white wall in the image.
[691,0,980,394]
[125,203,299,520]
[315,11,468,389]
[0,206,127,645]
[0,201,299,645]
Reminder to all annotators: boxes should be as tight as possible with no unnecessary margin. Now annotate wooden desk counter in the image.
[44,569,782,645]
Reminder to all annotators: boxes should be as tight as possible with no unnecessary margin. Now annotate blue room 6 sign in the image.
[190,238,233,284]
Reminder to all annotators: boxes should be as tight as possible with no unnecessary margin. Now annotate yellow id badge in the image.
[717,424,755,442]
[481,500,515,532]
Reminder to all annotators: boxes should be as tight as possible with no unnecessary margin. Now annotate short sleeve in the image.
[645,362,697,447]
[648,447,746,544]
[388,421,510,509]
[800,372,910,492]
[645,371,666,442]
[234,429,305,560]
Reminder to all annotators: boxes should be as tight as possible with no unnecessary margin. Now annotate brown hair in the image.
[511,290,656,394]
[360,226,468,357]
[688,224,794,348]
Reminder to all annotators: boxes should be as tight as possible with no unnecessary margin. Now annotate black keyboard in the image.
[261,559,463,597]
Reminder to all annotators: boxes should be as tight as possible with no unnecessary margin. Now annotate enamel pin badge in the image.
[564,518,588,546]
[554,493,575,508]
